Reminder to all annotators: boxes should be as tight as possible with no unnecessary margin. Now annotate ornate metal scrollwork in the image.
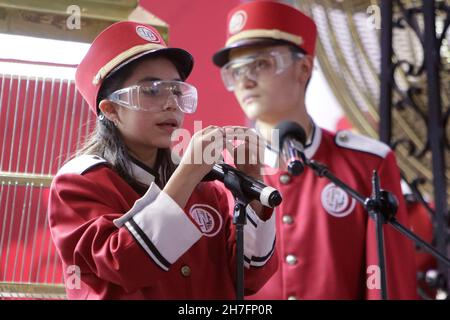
[293,0,449,296]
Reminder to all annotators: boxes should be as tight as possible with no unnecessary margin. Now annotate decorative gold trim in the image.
[0,1,169,44]
[226,29,304,47]
[92,43,165,85]
[0,282,66,299]
[0,171,53,187]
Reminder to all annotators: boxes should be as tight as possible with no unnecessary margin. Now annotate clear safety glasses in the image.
[107,80,198,114]
[220,51,304,91]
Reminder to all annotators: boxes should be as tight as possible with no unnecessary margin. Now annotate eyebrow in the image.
[138,76,182,83]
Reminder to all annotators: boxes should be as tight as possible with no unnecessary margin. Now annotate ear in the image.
[98,99,120,123]
[296,55,314,85]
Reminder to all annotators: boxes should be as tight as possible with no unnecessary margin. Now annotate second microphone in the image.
[203,163,282,208]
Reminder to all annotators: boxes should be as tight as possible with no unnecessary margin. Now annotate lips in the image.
[156,119,178,127]
[242,94,259,104]
[156,118,179,134]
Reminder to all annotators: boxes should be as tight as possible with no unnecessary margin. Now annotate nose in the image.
[162,93,179,111]
[237,72,257,90]
[233,65,257,89]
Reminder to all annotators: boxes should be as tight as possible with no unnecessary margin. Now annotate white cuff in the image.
[114,183,203,271]
[113,183,160,228]
[243,205,276,268]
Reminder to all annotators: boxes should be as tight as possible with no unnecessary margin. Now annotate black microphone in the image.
[203,163,282,208]
[275,121,307,176]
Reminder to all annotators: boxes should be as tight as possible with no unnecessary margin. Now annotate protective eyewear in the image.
[107,80,198,113]
[221,51,304,91]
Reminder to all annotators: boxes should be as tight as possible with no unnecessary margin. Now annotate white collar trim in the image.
[129,160,155,186]
[264,123,322,169]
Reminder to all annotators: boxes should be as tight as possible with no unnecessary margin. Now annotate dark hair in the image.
[77,55,177,193]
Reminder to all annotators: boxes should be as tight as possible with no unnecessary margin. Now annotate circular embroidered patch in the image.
[189,204,223,237]
[321,183,356,218]
[136,26,160,43]
[228,10,247,35]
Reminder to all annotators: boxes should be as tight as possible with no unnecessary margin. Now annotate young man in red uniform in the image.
[48,21,277,299]
[213,1,417,299]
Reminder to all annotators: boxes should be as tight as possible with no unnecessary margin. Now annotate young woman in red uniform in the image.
[48,21,277,299]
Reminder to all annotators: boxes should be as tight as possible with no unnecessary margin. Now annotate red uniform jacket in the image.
[48,155,277,299]
[248,126,417,300]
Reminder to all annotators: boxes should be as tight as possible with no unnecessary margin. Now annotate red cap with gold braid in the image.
[213,1,317,67]
[76,21,194,114]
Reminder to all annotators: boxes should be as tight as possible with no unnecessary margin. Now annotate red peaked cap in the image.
[213,1,317,67]
[76,21,194,114]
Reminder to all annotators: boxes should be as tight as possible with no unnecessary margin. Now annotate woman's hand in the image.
[178,125,226,179]
[224,126,265,181]
[164,126,226,209]
[224,126,269,219]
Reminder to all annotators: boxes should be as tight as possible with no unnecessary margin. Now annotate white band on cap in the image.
[226,29,304,47]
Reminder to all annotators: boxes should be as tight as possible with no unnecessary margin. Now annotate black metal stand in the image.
[304,156,450,300]
[223,167,250,300]
[366,172,389,299]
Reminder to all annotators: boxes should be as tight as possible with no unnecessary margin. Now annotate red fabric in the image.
[248,129,417,300]
[408,202,435,271]
[48,165,277,299]
[336,116,353,131]
[225,1,317,56]
[407,201,437,298]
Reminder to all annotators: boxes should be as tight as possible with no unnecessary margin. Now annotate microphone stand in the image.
[302,155,450,300]
[222,166,250,300]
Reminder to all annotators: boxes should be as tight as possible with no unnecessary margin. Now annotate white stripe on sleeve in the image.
[243,206,276,268]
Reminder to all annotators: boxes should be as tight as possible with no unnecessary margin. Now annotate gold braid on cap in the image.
[92,43,165,85]
[226,29,303,47]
